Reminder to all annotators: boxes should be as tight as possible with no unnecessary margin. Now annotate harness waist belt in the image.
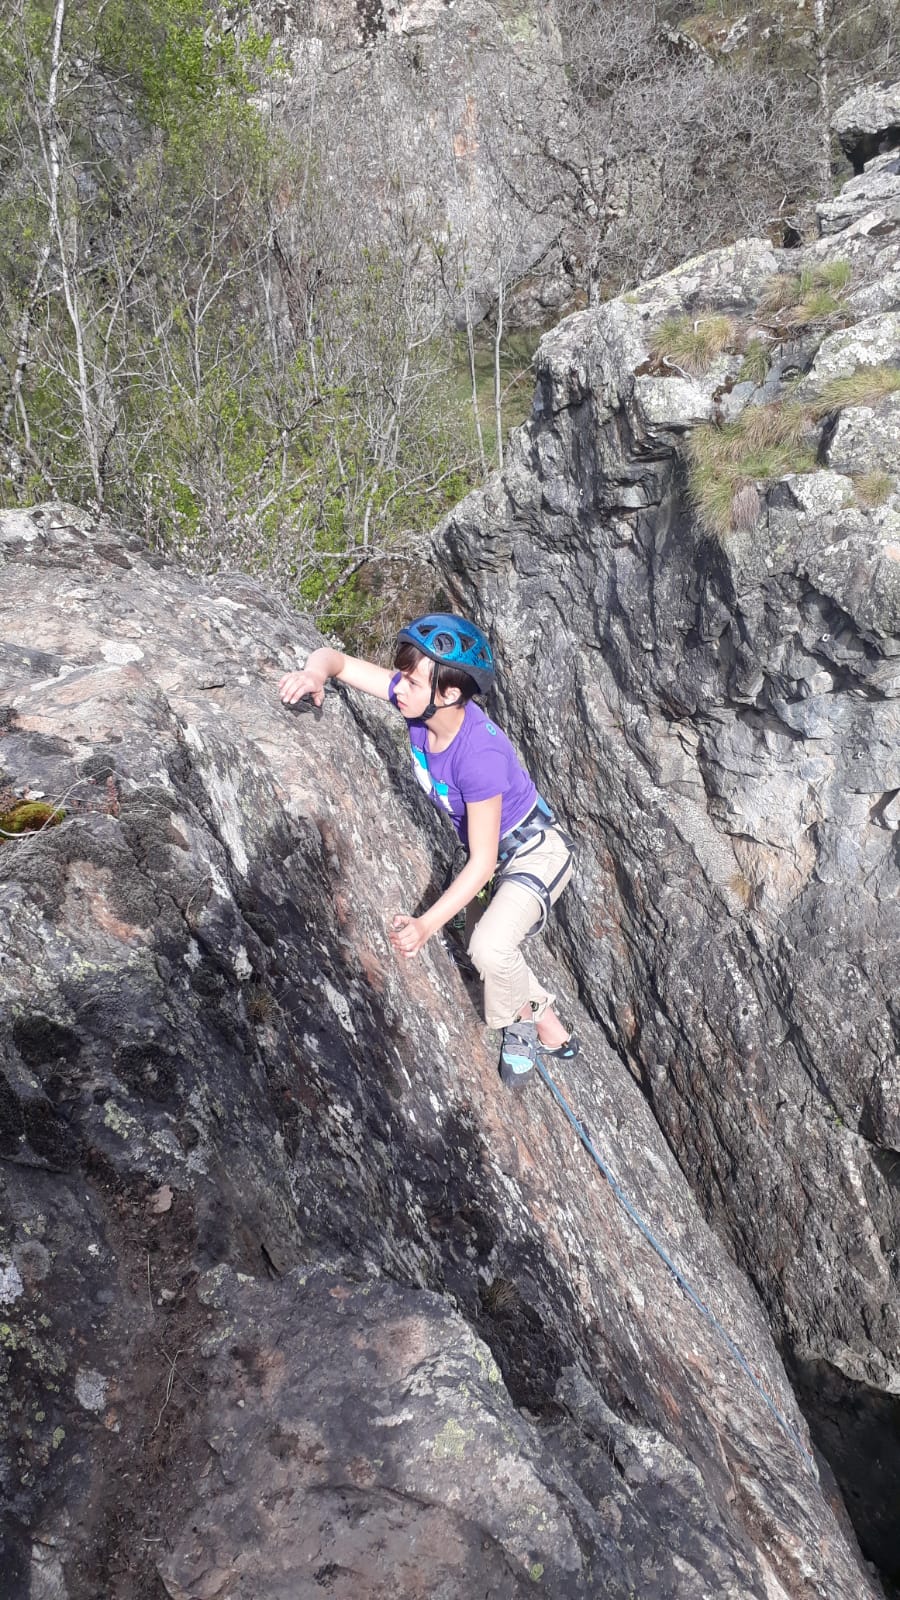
[497,796,556,864]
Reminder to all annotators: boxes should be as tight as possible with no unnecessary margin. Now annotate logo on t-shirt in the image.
[486,723,497,735]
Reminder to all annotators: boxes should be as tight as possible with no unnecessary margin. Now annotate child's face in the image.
[394,658,458,718]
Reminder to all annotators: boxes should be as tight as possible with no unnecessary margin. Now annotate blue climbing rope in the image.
[535,1056,818,1477]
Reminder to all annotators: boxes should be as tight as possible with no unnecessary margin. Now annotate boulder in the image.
[817,149,900,236]
[0,505,878,1599]
[832,81,900,173]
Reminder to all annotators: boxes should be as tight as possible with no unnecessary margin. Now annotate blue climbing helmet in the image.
[396,613,495,693]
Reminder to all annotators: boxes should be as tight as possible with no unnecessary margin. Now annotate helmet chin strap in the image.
[421,659,441,722]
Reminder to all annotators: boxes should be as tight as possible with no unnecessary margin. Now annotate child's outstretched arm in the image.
[279,647,394,706]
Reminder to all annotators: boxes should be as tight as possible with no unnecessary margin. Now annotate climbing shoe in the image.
[539,1031,580,1061]
[499,1019,541,1089]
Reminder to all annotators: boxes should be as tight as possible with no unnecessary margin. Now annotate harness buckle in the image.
[497,796,556,865]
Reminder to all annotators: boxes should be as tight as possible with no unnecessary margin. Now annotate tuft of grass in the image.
[689,454,740,539]
[727,869,754,907]
[650,312,737,377]
[481,1277,519,1316]
[811,363,900,417]
[758,273,803,315]
[735,399,811,453]
[757,259,852,326]
[688,402,817,538]
[783,286,843,324]
[852,471,894,508]
[741,337,771,387]
[731,482,761,531]
[687,357,900,540]
[245,984,275,1024]
[813,259,852,291]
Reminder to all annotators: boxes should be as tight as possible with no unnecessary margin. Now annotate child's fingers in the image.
[278,671,324,706]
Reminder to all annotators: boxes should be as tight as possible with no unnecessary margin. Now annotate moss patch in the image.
[0,801,65,840]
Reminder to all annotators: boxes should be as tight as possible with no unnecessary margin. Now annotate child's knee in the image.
[468,921,512,980]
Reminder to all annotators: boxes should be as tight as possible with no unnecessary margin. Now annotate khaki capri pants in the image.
[467,826,574,1030]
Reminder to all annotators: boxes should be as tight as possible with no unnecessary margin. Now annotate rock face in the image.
[0,506,880,1599]
[265,0,571,323]
[435,101,900,1584]
[832,80,900,173]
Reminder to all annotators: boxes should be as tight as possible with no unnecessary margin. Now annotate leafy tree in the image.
[0,0,477,646]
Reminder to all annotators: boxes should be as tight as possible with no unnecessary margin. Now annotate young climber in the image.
[278,613,576,1087]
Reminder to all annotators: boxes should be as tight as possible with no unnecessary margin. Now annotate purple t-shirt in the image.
[389,674,537,847]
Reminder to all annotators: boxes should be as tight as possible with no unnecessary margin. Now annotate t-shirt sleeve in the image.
[387,671,400,706]
[458,744,508,804]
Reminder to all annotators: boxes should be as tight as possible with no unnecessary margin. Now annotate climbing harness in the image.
[535,1053,818,1479]
[443,796,575,937]
[496,797,576,935]
[497,795,557,861]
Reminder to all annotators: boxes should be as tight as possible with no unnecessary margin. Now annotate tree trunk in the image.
[465,289,487,477]
[813,0,832,197]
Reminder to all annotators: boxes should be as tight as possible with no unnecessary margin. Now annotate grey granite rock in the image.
[0,505,877,1600]
[262,0,570,324]
[817,149,900,235]
[434,121,900,1586]
[832,81,900,172]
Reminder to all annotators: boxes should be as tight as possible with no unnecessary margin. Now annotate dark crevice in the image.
[789,1357,900,1595]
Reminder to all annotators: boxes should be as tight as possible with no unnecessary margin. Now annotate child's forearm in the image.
[305,646,347,680]
[422,856,496,936]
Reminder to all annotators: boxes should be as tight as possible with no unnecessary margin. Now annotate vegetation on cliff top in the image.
[0,0,490,646]
[688,364,900,537]
[0,0,896,641]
